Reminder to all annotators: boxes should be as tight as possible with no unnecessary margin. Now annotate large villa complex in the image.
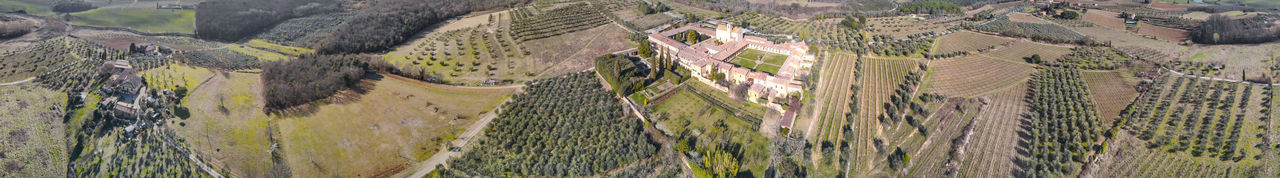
[648,22,815,110]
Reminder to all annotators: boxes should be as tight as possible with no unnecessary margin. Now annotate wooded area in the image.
[261,55,369,110]
[1189,15,1280,44]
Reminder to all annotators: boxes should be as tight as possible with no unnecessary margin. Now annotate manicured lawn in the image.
[756,64,782,75]
[70,8,196,33]
[730,58,758,68]
[732,48,789,74]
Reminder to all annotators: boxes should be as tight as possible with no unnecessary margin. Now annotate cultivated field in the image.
[1178,43,1277,81]
[930,31,1012,56]
[865,16,963,40]
[809,53,858,144]
[1081,70,1140,121]
[0,0,53,16]
[1008,13,1052,24]
[956,83,1028,177]
[279,75,514,177]
[926,55,1034,98]
[985,41,1074,63]
[850,57,920,173]
[1118,73,1273,177]
[69,8,196,34]
[1083,10,1126,31]
[0,84,67,177]
[1137,23,1189,42]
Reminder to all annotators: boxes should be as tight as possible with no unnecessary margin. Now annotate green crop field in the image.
[69,8,196,34]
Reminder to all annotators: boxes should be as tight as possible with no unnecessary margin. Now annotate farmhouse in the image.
[647,22,815,109]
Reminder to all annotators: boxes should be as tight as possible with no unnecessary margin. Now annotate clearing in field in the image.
[141,62,216,91]
[984,41,1073,63]
[1083,10,1126,31]
[173,72,275,177]
[279,74,514,177]
[930,31,1012,55]
[0,84,67,177]
[1178,43,1278,81]
[69,8,196,34]
[926,55,1034,98]
[1008,13,1052,24]
[730,49,789,75]
[1081,70,1139,121]
[1136,23,1188,43]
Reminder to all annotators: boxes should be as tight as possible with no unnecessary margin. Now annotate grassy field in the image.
[0,0,52,16]
[0,84,67,177]
[1008,13,1052,24]
[173,72,275,177]
[984,41,1074,63]
[1081,70,1140,121]
[1084,10,1127,31]
[279,75,514,177]
[1176,42,1277,81]
[246,40,314,56]
[141,62,217,91]
[70,8,196,34]
[1136,23,1188,42]
[926,55,1034,98]
[956,83,1028,177]
[228,44,290,62]
[931,31,1011,55]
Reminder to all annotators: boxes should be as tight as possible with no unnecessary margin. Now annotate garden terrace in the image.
[448,72,657,176]
[649,84,773,176]
[510,3,610,42]
[1023,67,1105,177]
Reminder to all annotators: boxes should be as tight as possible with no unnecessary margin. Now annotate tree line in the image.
[261,54,369,111]
[1190,15,1280,44]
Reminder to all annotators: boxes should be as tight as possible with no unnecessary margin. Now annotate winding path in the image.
[0,77,35,86]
